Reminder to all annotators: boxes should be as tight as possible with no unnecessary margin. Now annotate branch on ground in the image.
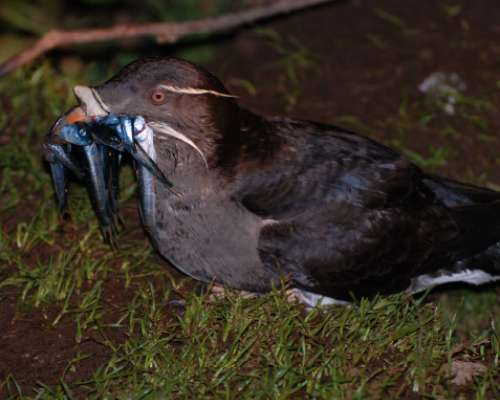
[0,0,334,77]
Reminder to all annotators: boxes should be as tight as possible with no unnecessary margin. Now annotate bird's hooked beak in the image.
[48,85,109,137]
[73,85,110,117]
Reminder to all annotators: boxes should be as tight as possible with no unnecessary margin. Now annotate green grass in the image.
[0,65,499,399]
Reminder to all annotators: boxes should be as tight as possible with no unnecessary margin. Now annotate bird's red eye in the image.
[151,90,166,105]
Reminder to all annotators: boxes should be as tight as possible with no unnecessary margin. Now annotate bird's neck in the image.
[212,108,282,173]
[151,108,283,194]
[152,136,210,194]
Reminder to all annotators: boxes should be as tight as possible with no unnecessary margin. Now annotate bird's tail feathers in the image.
[409,199,500,293]
[449,200,500,259]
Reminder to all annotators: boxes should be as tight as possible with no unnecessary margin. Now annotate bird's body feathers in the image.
[69,57,500,302]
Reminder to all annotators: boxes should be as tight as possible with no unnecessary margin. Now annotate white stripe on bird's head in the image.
[147,121,208,168]
[158,84,237,98]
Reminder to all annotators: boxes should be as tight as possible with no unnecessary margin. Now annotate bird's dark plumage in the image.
[74,57,500,303]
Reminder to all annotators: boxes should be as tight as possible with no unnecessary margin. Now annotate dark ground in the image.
[213,0,500,184]
[0,0,499,398]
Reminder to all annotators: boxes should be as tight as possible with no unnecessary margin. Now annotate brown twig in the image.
[0,0,334,77]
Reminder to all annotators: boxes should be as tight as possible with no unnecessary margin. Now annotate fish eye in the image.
[151,90,166,105]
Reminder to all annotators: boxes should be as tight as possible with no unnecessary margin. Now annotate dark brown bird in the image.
[59,57,500,306]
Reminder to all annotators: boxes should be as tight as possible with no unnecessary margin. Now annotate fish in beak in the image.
[44,85,171,243]
[73,86,170,187]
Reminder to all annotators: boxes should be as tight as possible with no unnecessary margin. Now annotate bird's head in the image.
[72,57,240,168]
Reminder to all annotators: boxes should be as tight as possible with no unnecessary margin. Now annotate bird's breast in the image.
[146,184,280,292]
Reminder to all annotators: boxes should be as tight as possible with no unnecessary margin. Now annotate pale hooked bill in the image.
[73,85,110,116]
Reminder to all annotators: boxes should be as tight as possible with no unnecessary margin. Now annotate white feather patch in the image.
[409,269,500,293]
[147,121,208,168]
[262,219,279,227]
[158,84,236,98]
